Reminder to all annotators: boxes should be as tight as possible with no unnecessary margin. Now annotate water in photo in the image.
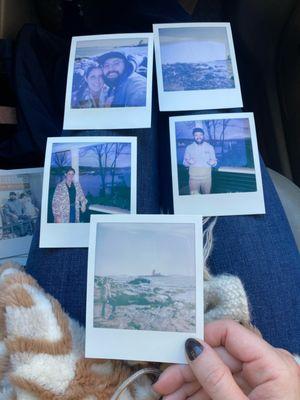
[48,142,132,223]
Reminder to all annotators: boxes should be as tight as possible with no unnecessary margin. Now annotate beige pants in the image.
[189,167,212,194]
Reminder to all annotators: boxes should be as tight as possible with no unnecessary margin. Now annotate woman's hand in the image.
[153,320,300,400]
[207,158,217,167]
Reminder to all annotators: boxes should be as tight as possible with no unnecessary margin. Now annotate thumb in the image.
[185,338,247,400]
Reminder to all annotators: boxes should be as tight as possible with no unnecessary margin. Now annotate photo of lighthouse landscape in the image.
[93,221,197,332]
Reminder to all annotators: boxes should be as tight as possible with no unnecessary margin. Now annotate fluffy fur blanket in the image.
[0,261,251,399]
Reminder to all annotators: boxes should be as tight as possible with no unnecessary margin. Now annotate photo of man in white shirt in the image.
[183,128,217,194]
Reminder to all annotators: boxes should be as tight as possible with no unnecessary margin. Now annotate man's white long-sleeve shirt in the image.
[183,141,217,168]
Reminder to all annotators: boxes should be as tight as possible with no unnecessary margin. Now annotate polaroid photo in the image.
[170,112,265,216]
[40,137,137,248]
[0,168,43,258]
[153,23,243,111]
[85,214,203,364]
[63,33,154,130]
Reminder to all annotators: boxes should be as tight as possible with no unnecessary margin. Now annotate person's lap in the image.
[18,0,299,355]
[209,161,300,353]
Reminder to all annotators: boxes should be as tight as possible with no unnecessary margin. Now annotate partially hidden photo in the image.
[154,23,243,111]
[170,113,265,216]
[64,33,153,129]
[0,168,43,258]
[86,214,203,364]
[40,137,137,248]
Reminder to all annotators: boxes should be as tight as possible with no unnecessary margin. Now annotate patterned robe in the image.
[52,180,87,223]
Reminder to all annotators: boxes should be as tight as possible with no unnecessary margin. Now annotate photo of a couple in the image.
[71,38,148,109]
[1,191,39,238]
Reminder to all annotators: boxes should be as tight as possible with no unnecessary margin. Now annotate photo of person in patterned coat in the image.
[52,167,87,223]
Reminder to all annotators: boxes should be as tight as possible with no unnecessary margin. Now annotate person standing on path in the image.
[101,278,112,319]
[183,128,217,194]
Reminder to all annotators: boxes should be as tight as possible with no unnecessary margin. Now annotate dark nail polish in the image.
[151,373,160,385]
[185,338,204,361]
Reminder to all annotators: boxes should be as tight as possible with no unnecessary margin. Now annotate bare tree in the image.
[89,144,113,196]
[82,143,128,197]
[219,119,230,161]
[203,120,213,142]
[203,120,223,142]
[110,143,127,196]
[52,150,70,169]
[203,119,231,164]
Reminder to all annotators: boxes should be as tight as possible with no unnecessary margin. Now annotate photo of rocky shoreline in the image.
[92,221,197,333]
[94,273,196,332]
[162,59,234,91]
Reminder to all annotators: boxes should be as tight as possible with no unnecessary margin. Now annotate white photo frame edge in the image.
[85,214,204,364]
[169,112,265,216]
[63,33,154,130]
[153,22,243,111]
[39,136,137,248]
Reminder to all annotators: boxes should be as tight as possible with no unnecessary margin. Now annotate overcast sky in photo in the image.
[75,38,148,58]
[94,222,196,277]
[159,27,230,64]
[175,118,251,140]
[51,143,131,168]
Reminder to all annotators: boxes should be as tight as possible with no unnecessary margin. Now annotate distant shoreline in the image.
[95,274,194,279]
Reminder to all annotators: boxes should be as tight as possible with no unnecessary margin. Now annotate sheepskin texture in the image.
[0,259,254,400]
[0,262,165,400]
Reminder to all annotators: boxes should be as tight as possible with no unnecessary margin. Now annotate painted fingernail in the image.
[151,374,160,385]
[185,338,204,361]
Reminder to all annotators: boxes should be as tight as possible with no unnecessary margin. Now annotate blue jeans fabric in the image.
[209,162,300,353]
[18,0,299,355]
[26,159,300,354]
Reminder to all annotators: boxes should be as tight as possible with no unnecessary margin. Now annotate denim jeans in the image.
[208,162,300,353]
[22,0,300,354]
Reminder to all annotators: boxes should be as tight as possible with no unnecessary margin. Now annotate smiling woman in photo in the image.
[74,65,112,109]
[52,167,87,223]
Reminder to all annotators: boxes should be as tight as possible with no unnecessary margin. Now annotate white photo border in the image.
[169,112,265,216]
[153,22,243,111]
[40,137,137,248]
[0,168,43,258]
[85,214,203,364]
[63,33,154,130]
